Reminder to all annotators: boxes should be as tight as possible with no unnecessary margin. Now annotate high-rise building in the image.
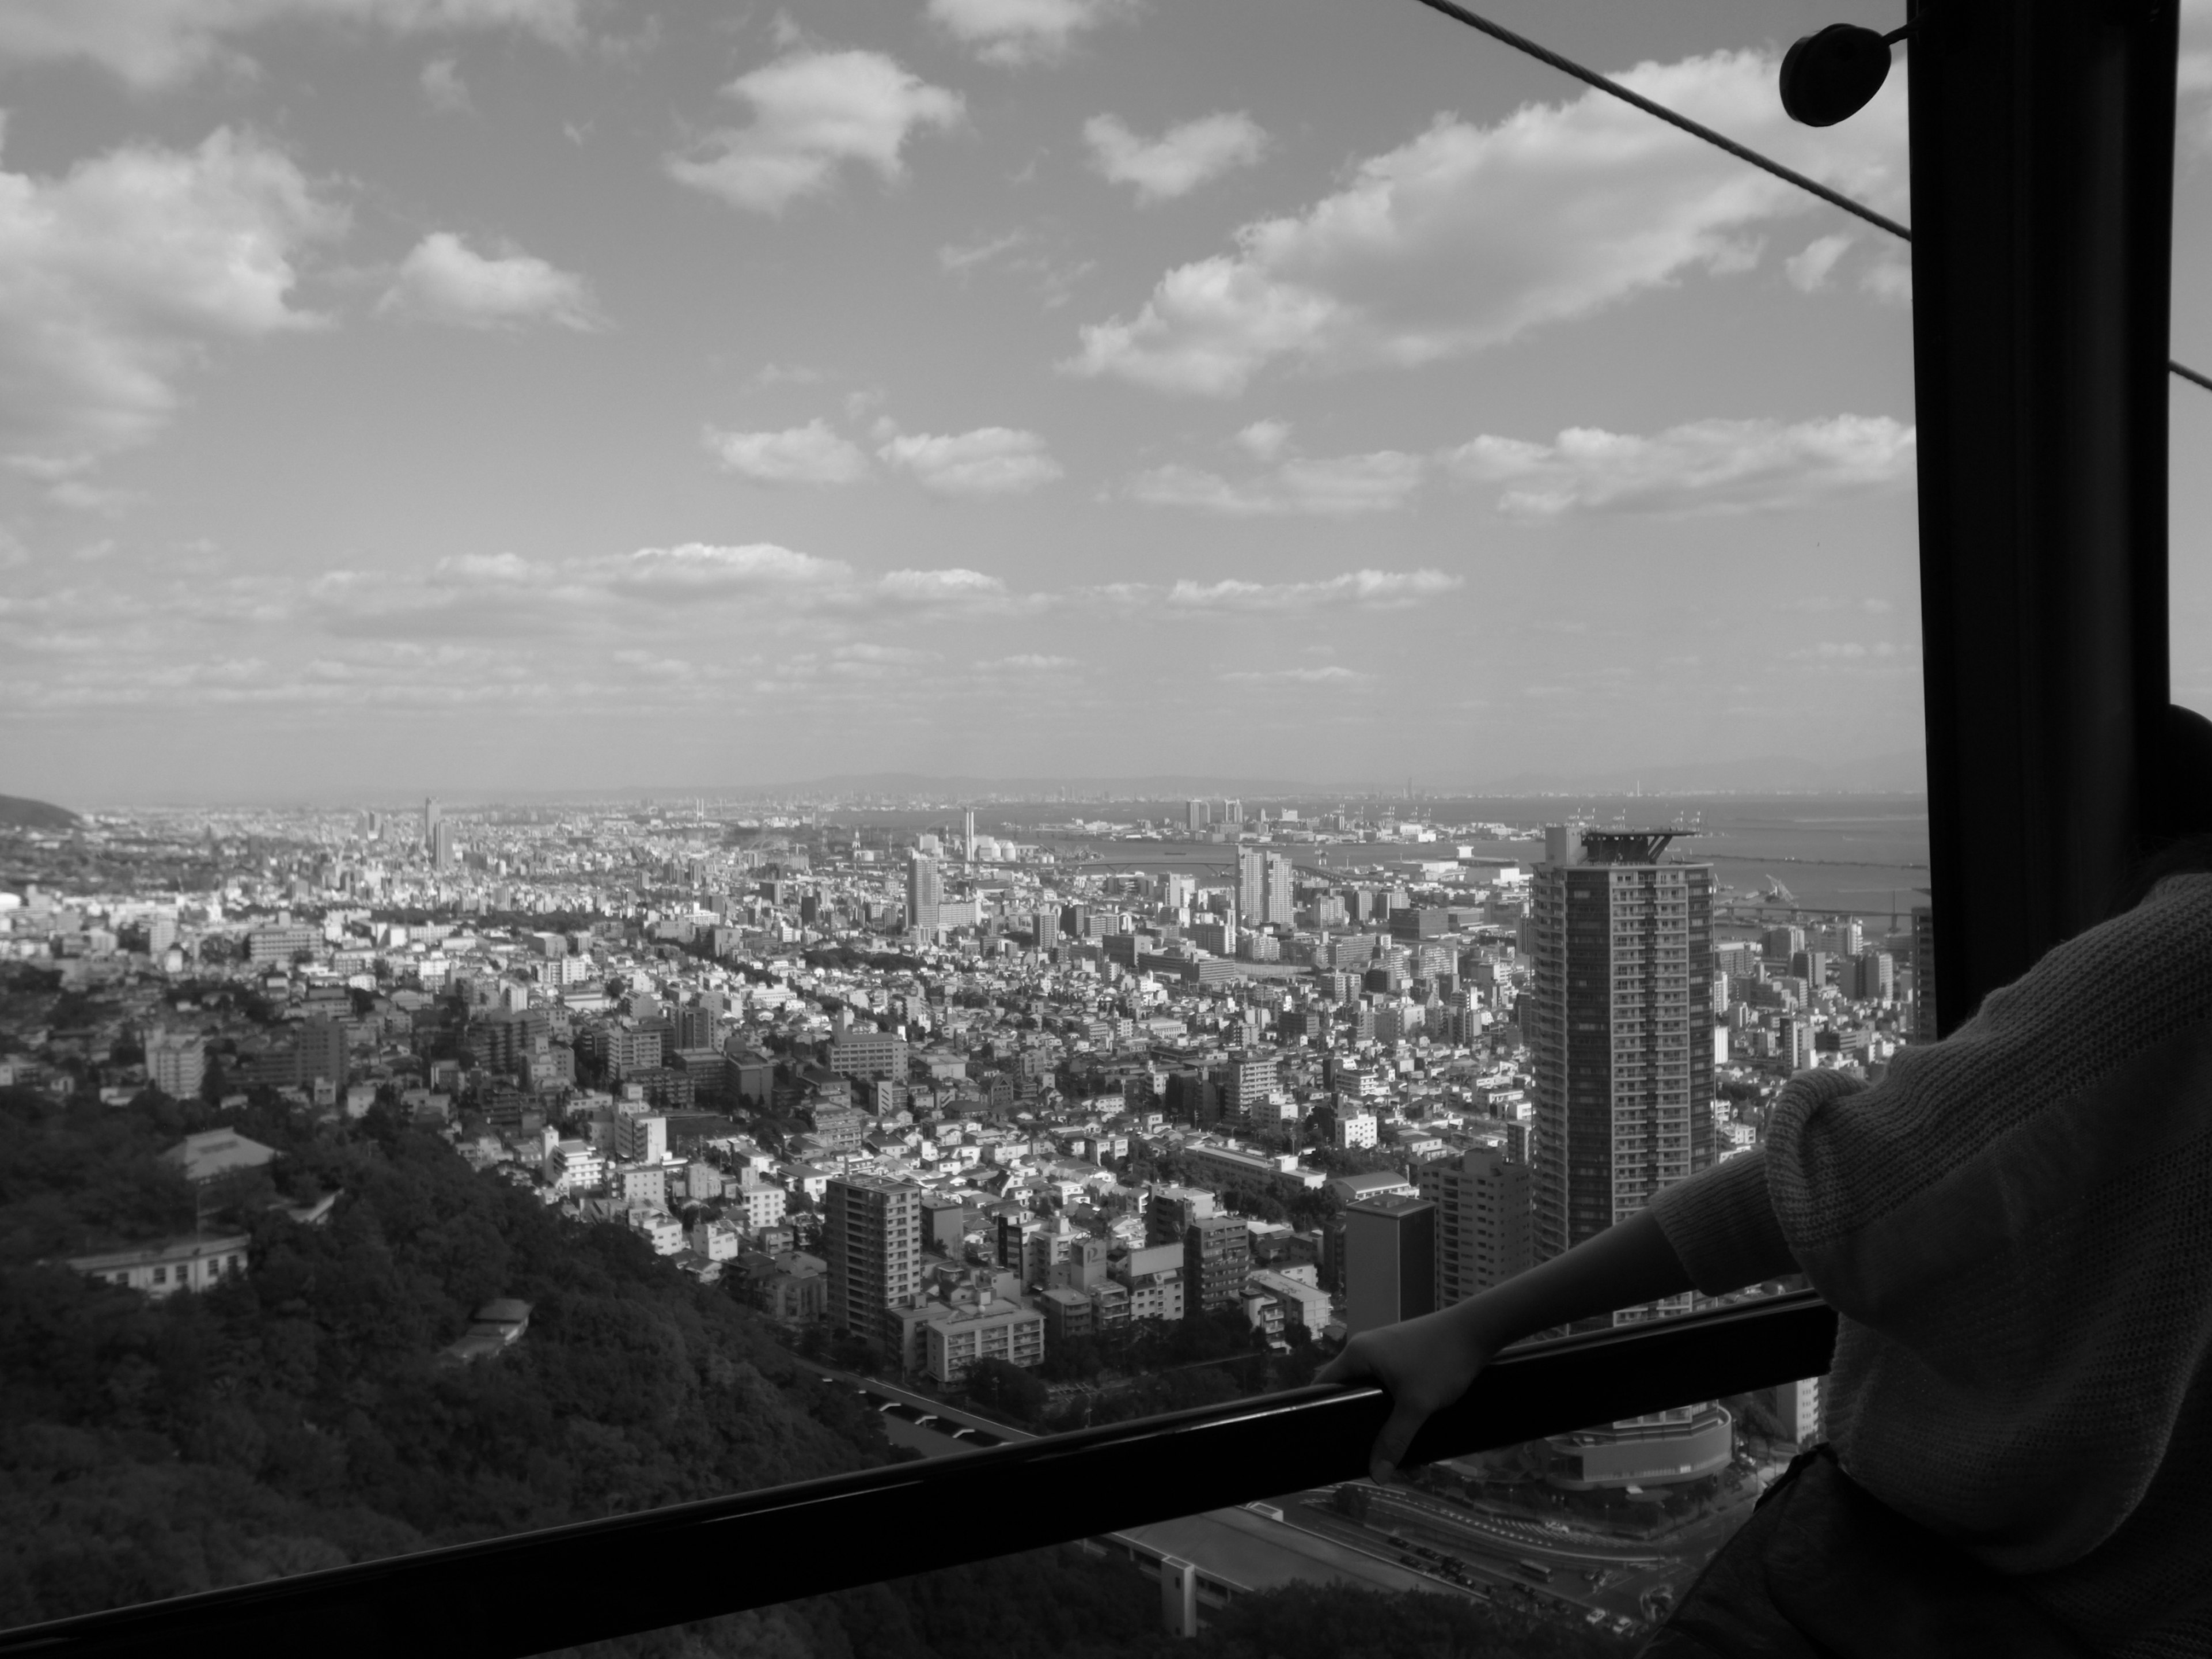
[963,809,976,862]
[1237,846,1266,926]
[1529,827,1714,1279]
[1342,1194,1437,1337]
[825,1175,923,1354]
[1912,905,1938,1041]
[906,852,942,935]
[423,796,441,849]
[1181,1213,1249,1317]
[297,1016,348,1088]
[146,1029,205,1100]
[431,819,457,872]
[1418,1145,1532,1306]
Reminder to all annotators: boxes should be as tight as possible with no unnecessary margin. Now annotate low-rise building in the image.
[925,1298,1046,1385]
[66,1233,251,1298]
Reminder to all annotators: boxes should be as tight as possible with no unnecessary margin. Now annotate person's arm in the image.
[1315,1209,1695,1483]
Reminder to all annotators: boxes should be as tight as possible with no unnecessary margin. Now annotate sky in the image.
[1,0,2210,806]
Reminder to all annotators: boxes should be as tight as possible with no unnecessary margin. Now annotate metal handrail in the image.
[0,1291,1837,1659]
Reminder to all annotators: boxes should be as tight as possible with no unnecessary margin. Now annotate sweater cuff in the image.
[1647,1148,1800,1294]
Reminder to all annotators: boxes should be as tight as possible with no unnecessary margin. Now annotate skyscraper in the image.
[1418,1145,1532,1306]
[1237,846,1266,927]
[431,818,457,872]
[962,809,976,862]
[423,796,441,849]
[824,1175,923,1354]
[1185,799,1210,836]
[906,852,942,935]
[1529,827,1714,1290]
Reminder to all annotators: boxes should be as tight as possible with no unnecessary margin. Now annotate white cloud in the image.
[420,56,473,113]
[1236,419,1290,460]
[1784,233,1853,293]
[1070,48,1907,395]
[377,233,599,329]
[2185,0,2212,154]
[0,0,581,89]
[878,427,1063,497]
[1220,664,1374,685]
[1084,112,1268,203]
[927,0,1132,67]
[1444,415,1915,518]
[940,229,1027,275]
[1161,570,1461,611]
[1860,255,1911,305]
[667,50,963,215]
[1129,450,1423,517]
[704,418,871,486]
[0,125,343,474]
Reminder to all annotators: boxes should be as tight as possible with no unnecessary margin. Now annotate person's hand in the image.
[1316,1304,1499,1485]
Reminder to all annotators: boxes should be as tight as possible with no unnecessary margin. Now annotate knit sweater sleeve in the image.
[1647,1144,1801,1294]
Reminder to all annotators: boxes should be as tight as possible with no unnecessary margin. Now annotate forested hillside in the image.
[0,1088,1624,1658]
[0,1088,889,1629]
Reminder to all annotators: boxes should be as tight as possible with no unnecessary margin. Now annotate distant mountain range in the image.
[0,793,79,830]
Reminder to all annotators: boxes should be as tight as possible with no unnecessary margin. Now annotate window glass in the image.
[0,0,2071,1638]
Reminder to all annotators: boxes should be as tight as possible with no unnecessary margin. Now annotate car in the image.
[1586,1608,1609,1626]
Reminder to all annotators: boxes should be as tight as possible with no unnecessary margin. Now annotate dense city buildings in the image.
[1,786,1922,1638]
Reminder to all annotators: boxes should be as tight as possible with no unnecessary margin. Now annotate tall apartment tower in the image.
[1529,827,1715,1286]
[1237,846,1267,927]
[1912,905,1938,1041]
[1185,800,1211,835]
[431,818,457,872]
[423,796,441,849]
[825,1175,923,1354]
[1418,1145,1532,1306]
[906,852,942,935]
[962,809,976,862]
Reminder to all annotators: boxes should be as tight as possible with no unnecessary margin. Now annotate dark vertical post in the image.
[1908,0,2177,1033]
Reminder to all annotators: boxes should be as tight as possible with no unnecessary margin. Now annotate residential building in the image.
[1183,1213,1250,1318]
[1342,1194,1437,1338]
[825,1175,923,1354]
[146,1029,205,1100]
[831,1029,909,1083]
[1529,828,1714,1271]
[907,853,942,935]
[613,1112,668,1165]
[1419,1146,1533,1306]
[733,1180,787,1232]
[925,1298,1045,1385]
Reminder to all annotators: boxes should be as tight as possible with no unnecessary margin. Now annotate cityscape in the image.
[11,0,2200,1652]
[0,785,1929,1650]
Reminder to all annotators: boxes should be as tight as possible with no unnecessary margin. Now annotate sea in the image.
[813,794,1932,933]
